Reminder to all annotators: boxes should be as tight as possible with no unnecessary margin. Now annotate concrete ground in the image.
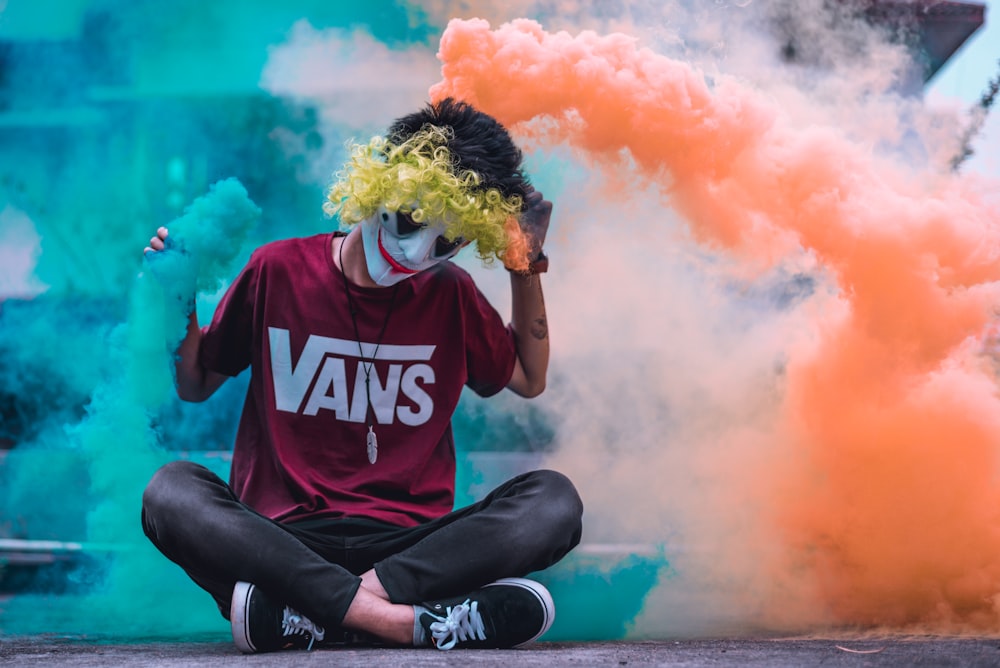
[3,636,1000,667]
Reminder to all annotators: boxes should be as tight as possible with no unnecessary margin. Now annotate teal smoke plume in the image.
[0,180,259,636]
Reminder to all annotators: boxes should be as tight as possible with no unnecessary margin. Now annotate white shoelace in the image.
[281,606,326,651]
[428,599,487,650]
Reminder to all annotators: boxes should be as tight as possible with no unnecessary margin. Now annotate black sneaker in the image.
[418,577,555,650]
[230,581,326,653]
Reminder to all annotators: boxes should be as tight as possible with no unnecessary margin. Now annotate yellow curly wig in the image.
[324,126,528,268]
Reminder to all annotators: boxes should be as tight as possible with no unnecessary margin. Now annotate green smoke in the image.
[0,181,259,638]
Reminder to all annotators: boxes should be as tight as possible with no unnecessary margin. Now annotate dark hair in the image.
[388,98,530,202]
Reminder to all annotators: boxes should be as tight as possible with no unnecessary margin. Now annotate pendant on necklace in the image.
[367,425,378,464]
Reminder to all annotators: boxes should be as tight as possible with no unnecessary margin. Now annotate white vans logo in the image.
[268,327,436,426]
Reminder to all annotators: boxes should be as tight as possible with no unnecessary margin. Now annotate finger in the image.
[525,190,544,206]
[157,226,169,239]
[526,200,552,218]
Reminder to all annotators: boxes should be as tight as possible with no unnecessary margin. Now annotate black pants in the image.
[141,460,583,629]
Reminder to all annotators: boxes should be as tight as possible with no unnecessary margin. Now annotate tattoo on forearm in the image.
[530,315,548,340]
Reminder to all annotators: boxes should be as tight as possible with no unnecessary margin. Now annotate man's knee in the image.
[529,469,584,539]
[142,460,214,520]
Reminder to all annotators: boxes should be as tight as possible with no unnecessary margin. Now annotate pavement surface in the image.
[3,636,1000,667]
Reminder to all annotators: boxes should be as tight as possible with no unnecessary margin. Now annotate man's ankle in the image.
[359,569,391,600]
[342,588,415,646]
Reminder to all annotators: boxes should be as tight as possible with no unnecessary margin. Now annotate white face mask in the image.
[359,206,464,286]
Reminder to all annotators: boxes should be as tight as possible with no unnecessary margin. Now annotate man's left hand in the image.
[520,186,553,257]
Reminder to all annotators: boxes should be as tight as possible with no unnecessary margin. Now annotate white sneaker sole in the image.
[484,577,556,647]
[230,581,257,653]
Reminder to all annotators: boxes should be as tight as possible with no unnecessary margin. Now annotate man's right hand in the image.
[143,226,197,315]
[144,226,170,255]
[143,225,228,401]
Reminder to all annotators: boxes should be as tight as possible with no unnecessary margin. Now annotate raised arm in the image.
[506,188,553,398]
[145,226,228,402]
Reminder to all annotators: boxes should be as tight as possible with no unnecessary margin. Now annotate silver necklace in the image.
[339,236,399,464]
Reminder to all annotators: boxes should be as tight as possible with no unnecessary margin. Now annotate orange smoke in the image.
[432,18,1000,629]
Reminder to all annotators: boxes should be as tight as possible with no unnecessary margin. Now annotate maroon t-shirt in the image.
[199,232,516,527]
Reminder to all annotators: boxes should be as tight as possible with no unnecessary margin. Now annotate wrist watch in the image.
[527,250,549,275]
